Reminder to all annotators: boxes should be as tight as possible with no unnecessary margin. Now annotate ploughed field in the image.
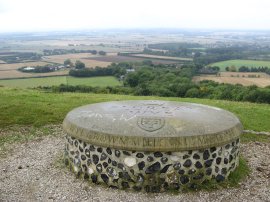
[0,76,121,88]
[130,54,193,61]
[0,53,112,79]
[42,53,112,68]
[89,55,180,64]
[193,72,270,87]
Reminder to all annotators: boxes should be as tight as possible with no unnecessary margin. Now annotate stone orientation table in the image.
[63,100,242,192]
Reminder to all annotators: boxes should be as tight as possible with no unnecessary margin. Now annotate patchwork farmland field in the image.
[0,61,70,79]
[130,54,193,61]
[42,53,111,68]
[90,55,180,64]
[0,76,121,88]
[193,72,270,87]
[0,69,69,79]
[209,60,270,71]
[0,61,52,71]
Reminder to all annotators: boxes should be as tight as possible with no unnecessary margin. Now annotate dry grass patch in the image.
[42,53,111,68]
[0,61,51,71]
[131,54,193,61]
[0,69,69,79]
[193,72,270,87]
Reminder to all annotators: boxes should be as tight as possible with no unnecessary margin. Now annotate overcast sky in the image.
[0,0,270,32]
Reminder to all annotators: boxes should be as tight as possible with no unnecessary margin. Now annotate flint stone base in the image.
[64,135,240,192]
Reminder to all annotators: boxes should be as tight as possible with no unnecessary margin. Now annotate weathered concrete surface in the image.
[63,101,242,151]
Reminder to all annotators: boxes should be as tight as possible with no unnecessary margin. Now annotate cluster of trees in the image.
[41,63,270,104]
[238,66,270,74]
[69,62,131,77]
[142,48,193,58]
[122,66,270,103]
[43,49,107,56]
[18,65,55,73]
[0,52,42,63]
[63,59,86,69]
[148,43,202,51]
[43,49,103,56]
[224,66,270,75]
[198,66,220,74]
[144,43,270,66]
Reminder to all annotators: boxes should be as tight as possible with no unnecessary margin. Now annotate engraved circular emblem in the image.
[137,117,165,132]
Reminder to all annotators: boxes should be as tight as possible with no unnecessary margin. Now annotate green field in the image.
[0,76,121,88]
[0,88,269,132]
[209,59,270,71]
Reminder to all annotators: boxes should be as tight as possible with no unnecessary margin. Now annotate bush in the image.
[185,88,200,98]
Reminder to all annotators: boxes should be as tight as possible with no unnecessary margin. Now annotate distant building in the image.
[126,69,135,73]
[23,66,35,71]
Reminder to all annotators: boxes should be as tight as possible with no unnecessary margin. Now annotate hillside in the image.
[0,87,269,132]
[1,88,269,201]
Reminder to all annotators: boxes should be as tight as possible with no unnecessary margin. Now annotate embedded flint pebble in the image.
[145,162,161,174]
[173,162,181,170]
[101,174,109,184]
[136,153,144,158]
[103,162,108,168]
[147,156,154,162]
[195,161,203,169]
[115,150,121,157]
[203,150,210,160]
[204,159,213,168]
[183,159,192,167]
[161,157,168,164]
[89,145,95,151]
[138,161,145,170]
[96,164,102,173]
[193,153,200,159]
[154,152,163,158]
[216,174,225,182]
[160,164,172,173]
[206,168,212,176]
[81,155,86,161]
[85,149,90,158]
[123,151,131,156]
[92,154,99,165]
[100,153,107,161]
[216,157,222,165]
[180,176,189,184]
[106,148,112,155]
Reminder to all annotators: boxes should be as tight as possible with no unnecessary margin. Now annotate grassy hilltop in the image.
[1,87,269,132]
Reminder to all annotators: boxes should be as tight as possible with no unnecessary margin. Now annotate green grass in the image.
[241,133,270,143]
[209,59,270,71]
[0,76,121,88]
[0,87,269,132]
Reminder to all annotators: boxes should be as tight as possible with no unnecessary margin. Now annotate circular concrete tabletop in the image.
[63,100,242,151]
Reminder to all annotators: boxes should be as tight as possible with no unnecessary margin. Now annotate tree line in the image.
[42,63,270,104]
[43,49,106,56]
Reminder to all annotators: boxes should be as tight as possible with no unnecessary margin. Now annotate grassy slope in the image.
[0,87,267,190]
[209,59,270,71]
[0,88,269,132]
[0,76,121,88]
[66,76,121,87]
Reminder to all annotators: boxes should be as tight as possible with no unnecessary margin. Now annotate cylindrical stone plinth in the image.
[63,100,242,192]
